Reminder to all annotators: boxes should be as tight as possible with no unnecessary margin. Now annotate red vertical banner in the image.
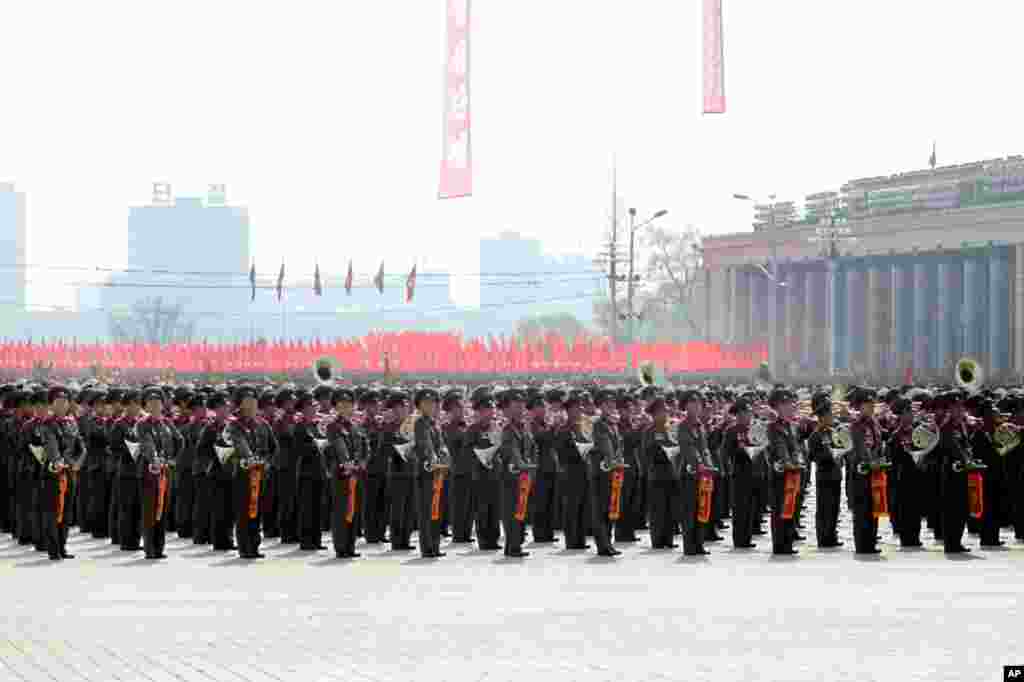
[438,0,472,199]
[702,0,726,114]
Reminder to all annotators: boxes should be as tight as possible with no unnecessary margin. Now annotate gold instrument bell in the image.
[313,356,337,386]
[955,357,983,394]
[994,422,1021,457]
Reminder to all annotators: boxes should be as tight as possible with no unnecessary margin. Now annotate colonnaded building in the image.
[699,156,1024,382]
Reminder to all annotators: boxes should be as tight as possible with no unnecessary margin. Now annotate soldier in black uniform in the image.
[380,392,414,551]
[465,393,501,550]
[807,394,843,548]
[227,386,277,559]
[495,389,534,558]
[257,390,280,539]
[38,386,83,560]
[676,390,713,556]
[766,388,801,556]
[723,398,757,549]
[888,397,923,548]
[938,391,975,554]
[849,388,884,554]
[327,388,365,558]
[104,389,124,546]
[613,393,641,544]
[182,395,211,545]
[557,393,591,550]
[413,388,450,558]
[294,391,328,551]
[83,391,113,538]
[527,394,559,543]
[271,389,298,544]
[643,397,678,549]
[198,393,236,551]
[972,400,1005,548]
[443,390,473,544]
[114,391,144,551]
[590,390,623,557]
[136,388,180,560]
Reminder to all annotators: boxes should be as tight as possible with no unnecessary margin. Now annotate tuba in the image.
[312,357,338,386]
[994,422,1021,457]
[955,357,983,394]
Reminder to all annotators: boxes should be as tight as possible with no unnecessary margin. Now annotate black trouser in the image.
[236,517,260,557]
[118,478,142,549]
[648,479,676,548]
[362,474,389,543]
[211,477,235,550]
[416,475,444,556]
[175,471,194,537]
[74,471,88,532]
[588,475,613,553]
[500,477,526,556]
[631,474,647,530]
[529,472,557,541]
[980,480,1001,546]
[613,468,637,542]
[942,491,968,552]
[731,476,756,546]
[678,478,704,554]
[851,493,876,553]
[143,520,165,558]
[40,480,68,558]
[769,477,794,554]
[474,479,501,548]
[388,477,416,549]
[275,469,298,543]
[561,474,589,549]
[449,475,475,542]
[297,478,324,548]
[16,473,34,542]
[331,476,359,556]
[261,475,278,538]
[108,473,120,545]
[192,473,210,543]
[815,479,841,547]
[894,475,922,546]
[87,469,110,537]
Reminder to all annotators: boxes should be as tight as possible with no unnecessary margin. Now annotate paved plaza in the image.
[1,490,1022,682]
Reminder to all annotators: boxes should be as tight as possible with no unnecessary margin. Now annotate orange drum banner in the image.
[345,477,358,524]
[156,469,168,522]
[967,471,984,520]
[431,472,445,521]
[514,471,532,522]
[870,469,889,519]
[438,0,472,199]
[247,465,263,520]
[702,0,726,114]
[696,471,715,524]
[56,471,69,526]
[781,469,800,520]
[608,468,625,521]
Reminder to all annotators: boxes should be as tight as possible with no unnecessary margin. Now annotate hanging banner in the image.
[702,0,726,114]
[438,0,472,199]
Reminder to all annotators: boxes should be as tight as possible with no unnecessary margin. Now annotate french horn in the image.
[995,422,1022,457]
[955,357,983,394]
[831,424,854,459]
[743,419,769,459]
[393,413,418,462]
[909,424,940,467]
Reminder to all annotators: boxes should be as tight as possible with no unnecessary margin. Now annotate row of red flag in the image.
[0,333,766,375]
[254,262,416,302]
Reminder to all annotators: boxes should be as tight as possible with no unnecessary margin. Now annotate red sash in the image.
[608,468,625,521]
[345,476,358,524]
[696,471,715,524]
[514,471,532,522]
[781,469,801,520]
[431,471,445,521]
[56,470,69,526]
[247,465,263,520]
[155,468,169,522]
[870,469,889,518]
[967,470,984,520]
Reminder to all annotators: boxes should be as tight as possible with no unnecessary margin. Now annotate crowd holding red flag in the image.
[0,334,767,376]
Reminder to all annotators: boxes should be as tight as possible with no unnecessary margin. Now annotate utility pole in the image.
[626,207,637,343]
[594,161,624,342]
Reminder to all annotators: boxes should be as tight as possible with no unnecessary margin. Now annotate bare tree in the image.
[109,297,195,344]
[515,312,588,343]
[636,225,704,336]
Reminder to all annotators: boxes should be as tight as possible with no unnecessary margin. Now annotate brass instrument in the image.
[638,361,667,388]
[393,413,418,462]
[214,425,235,465]
[995,422,1022,457]
[908,423,939,467]
[955,357,983,394]
[125,423,142,462]
[312,356,338,386]
[312,419,330,455]
[743,418,769,459]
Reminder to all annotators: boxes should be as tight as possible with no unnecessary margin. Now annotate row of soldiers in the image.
[0,379,1019,561]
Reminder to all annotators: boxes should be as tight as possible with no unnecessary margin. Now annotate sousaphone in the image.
[313,357,338,386]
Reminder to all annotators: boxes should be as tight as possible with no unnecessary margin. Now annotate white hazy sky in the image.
[2,1,1024,310]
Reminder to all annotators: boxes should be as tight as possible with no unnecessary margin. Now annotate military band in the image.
[2,369,1023,563]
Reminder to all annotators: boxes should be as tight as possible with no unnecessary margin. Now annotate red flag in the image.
[374,262,384,294]
[276,263,285,301]
[314,263,322,296]
[405,265,417,303]
[345,261,353,295]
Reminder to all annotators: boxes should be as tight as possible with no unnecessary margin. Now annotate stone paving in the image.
[1,489,1022,682]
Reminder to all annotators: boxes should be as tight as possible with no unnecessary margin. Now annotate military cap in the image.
[413,387,440,407]
[526,395,546,410]
[472,394,496,410]
[207,392,229,410]
[383,392,409,409]
[497,389,526,408]
[442,390,464,409]
[730,398,754,415]
[811,396,832,417]
[257,391,276,409]
[234,385,258,404]
[332,388,356,405]
[274,389,295,407]
[545,388,567,405]
[593,389,617,406]
[563,394,583,410]
[677,389,703,406]
[312,385,333,401]
[889,397,913,416]
[767,388,797,407]
[187,394,207,410]
[358,389,380,405]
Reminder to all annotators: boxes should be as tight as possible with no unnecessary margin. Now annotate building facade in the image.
[700,156,1024,381]
[0,183,27,312]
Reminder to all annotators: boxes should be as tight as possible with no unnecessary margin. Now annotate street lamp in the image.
[625,208,669,342]
[807,208,857,377]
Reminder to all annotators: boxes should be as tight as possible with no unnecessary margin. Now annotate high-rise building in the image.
[0,183,27,312]
[478,231,599,334]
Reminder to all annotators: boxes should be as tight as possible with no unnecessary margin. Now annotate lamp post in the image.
[808,210,857,377]
[623,208,668,343]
